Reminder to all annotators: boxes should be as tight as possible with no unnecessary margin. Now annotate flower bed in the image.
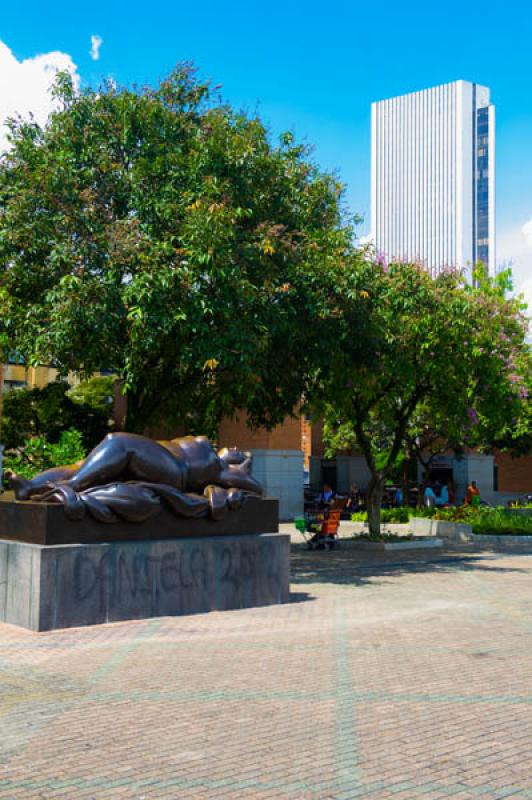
[356,506,532,537]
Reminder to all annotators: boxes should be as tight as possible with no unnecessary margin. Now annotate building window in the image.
[476,107,490,266]
[3,380,27,392]
[493,464,499,492]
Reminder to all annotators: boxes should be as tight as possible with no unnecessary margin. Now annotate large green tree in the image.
[0,66,359,434]
[318,259,531,535]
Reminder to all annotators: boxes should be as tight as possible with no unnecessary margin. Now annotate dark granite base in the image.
[0,533,290,631]
[0,494,278,545]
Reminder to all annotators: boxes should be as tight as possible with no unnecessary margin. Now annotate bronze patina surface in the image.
[0,493,278,545]
[8,433,265,525]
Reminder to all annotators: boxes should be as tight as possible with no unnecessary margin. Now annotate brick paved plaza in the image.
[1,538,532,799]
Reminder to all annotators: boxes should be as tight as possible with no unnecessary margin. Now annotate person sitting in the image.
[465,480,481,507]
[435,484,449,507]
[424,484,436,508]
[318,483,336,509]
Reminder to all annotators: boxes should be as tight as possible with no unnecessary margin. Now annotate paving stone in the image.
[0,539,532,798]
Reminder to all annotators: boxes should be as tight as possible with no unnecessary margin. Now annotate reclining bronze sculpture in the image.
[9,433,262,524]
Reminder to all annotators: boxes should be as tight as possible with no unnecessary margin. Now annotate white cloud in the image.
[523,219,532,249]
[497,218,532,313]
[0,40,79,154]
[90,35,103,62]
[358,233,374,248]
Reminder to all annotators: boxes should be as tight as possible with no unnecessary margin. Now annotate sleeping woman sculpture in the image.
[9,433,262,524]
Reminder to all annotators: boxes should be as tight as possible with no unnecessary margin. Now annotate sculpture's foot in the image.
[7,473,32,501]
[227,488,245,510]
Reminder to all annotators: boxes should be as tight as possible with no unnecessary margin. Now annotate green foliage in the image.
[412,506,532,535]
[471,510,532,536]
[1,381,113,451]
[0,65,359,435]
[351,507,411,524]
[3,429,86,480]
[319,258,532,536]
[353,504,532,535]
[67,376,115,415]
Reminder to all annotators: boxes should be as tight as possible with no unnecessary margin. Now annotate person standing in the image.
[345,483,360,512]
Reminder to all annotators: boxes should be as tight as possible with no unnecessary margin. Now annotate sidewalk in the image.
[1,543,531,799]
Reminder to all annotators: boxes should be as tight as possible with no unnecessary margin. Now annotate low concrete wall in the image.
[410,518,473,542]
[251,449,303,521]
[348,538,443,551]
[0,533,290,632]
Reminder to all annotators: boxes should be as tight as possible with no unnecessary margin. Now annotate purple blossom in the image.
[467,407,479,425]
[376,251,389,272]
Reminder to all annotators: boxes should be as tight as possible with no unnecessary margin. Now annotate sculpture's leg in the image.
[9,464,81,501]
[67,435,131,491]
[204,485,230,520]
[68,433,187,492]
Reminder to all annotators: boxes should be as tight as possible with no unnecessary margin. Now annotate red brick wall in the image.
[494,452,532,493]
[218,413,302,451]
[310,420,325,457]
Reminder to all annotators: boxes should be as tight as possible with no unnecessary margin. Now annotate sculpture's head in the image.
[218,447,253,472]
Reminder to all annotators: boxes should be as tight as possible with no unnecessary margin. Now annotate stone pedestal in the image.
[0,533,290,632]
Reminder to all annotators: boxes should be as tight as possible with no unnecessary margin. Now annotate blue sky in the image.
[1,0,531,292]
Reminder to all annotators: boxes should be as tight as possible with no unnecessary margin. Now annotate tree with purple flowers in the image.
[317,258,531,536]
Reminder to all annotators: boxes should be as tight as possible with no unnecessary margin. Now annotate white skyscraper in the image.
[370,80,495,275]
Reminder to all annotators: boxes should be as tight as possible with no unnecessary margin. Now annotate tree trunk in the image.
[366,476,384,537]
[124,392,146,434]
[402,460,409,507]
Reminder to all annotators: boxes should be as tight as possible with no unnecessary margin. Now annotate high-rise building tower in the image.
[370,80,495,275]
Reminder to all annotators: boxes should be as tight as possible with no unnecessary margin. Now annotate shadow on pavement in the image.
[288,591,316,604]
[290,545,531,588]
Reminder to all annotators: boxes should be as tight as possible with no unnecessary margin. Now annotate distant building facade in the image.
[371,80,496,275]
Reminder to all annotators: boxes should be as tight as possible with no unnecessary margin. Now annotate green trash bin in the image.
[294,517,306,534]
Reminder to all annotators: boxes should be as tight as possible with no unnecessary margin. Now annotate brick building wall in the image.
[494,452,532,494]
[217,414,302,451]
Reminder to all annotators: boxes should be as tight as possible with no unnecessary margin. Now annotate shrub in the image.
[352,507,411,524]
[415,505,532,535]
[3,429,86,481]
[1,379,113,451]
[470,509,532,536]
